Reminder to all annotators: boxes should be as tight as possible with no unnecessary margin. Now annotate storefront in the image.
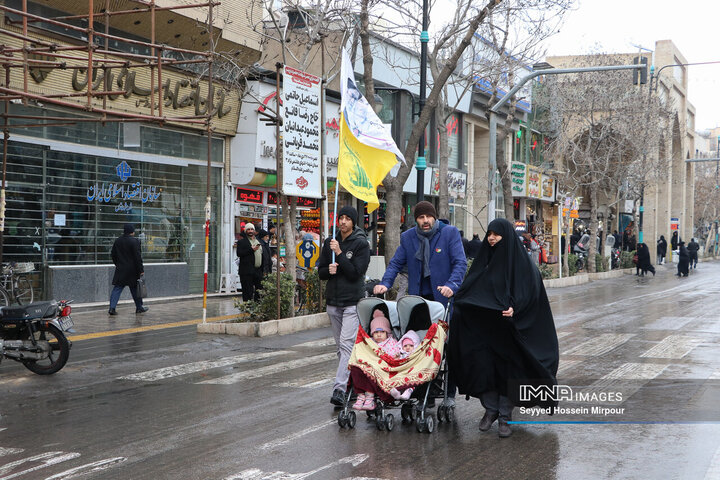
[0,28,240,302]
[510,161,559,262]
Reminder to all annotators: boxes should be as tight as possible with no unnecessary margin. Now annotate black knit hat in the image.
[413,201,437,220]
[337,205,358,227]
[123,223,135,234]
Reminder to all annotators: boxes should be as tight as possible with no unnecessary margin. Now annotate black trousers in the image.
[240,267,263,301]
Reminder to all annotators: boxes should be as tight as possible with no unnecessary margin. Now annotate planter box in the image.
[197,312,330,337]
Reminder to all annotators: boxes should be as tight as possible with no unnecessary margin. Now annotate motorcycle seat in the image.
[0,301,57,322]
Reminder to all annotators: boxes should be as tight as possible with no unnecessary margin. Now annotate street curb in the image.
[196,312,330,337]
[544,268,634,288]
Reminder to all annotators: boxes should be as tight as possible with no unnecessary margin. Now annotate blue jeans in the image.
[109,285,144,311]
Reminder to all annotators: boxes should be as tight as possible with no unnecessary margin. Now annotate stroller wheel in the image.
[437,405,446,423]
[376,414,386,431]
[416,417,425,433]
[337,411,347,428]
[446,406,455,423]
[425,415,435,434]
[347,410,357,429]
[385,414,395,432]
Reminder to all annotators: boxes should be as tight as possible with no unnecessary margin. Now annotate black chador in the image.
[447,218,559,407]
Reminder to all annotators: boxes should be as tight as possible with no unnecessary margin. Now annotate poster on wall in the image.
[526,165,541,199]
[283,66,322,198]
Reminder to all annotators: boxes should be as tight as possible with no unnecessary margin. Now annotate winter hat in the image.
[399,330,421,349]
[370,309,392,334]
[123,223,135,234]
[244,223,255,232]
[413,201,437,220]
[337,205,358,227]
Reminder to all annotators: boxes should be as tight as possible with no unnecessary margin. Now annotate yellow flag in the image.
[338,113,398,213]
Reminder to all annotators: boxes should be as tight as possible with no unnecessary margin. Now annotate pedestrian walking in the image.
[687,238,699,269]
[373,200,467,407]
[373,201,467,307]
[317,206,371,407]
[635,243,655,276]
[459,230,470,258]
[447,218,559,438]
[676,241,689,277]
[657,235,667,265]
[108,223,148,315]
[671,231,679,252]
[237,223,263,302]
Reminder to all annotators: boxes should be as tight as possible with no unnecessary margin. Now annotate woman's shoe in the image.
[352,394,366,410]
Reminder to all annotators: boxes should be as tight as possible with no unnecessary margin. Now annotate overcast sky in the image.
[541,0,720,130]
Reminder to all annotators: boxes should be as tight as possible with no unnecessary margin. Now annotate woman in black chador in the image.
[677,241,690,277]
[635,243,655,276]
[447,218,559,438]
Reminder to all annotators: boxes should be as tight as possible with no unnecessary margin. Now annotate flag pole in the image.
[331,180,339,263]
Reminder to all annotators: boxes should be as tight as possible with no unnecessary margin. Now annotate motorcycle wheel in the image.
[22,323,70,375]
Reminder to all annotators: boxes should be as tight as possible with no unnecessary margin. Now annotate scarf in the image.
[415,221,439,278]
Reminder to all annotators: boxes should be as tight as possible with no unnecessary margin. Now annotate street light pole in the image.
[416,0,429,203]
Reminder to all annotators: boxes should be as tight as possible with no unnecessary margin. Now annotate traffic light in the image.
[633,56,648,85]
[516,129,522,144]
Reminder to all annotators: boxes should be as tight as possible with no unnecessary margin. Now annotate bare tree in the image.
[534,53,670,273]
[358,0,572,264]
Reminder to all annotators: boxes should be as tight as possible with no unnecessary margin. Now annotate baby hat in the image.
[399,330,421,349]
[370,309,392,334]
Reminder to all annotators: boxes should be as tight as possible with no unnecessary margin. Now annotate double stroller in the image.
[337,295,452,433]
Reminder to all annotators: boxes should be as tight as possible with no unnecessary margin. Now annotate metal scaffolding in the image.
[0,0,220,317]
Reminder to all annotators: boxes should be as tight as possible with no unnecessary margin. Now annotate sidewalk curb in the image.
[197,312,330,337]
[544,268,634,288]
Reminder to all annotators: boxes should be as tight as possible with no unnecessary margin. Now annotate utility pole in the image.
[416,0,429,203]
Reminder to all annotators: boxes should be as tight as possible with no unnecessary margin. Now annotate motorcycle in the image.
[0,299,73,375]
[573,233,590,271]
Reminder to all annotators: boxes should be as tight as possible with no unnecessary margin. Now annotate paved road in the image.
[1,262,720,479]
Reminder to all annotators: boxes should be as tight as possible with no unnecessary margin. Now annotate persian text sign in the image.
[283,67,321,198]
[511,162,527,197]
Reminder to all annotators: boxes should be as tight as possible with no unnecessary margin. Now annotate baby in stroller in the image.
[351,311,400,411]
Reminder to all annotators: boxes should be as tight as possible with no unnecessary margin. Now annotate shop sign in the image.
[86,160,161,212]
[541,176,556,202]
[670,218,679,231]
[267,192,317,209]
[526,165,541,199]
[430,169,467,199]
[511,162,527,197]
[296,239,320,269]
[236,188,264,204]
[282,66,322,198]
[514,220,527,233]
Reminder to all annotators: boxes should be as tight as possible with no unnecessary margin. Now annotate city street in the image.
[2,262,720,479]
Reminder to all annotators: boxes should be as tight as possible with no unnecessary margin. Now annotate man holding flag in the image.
[320,48,406,406]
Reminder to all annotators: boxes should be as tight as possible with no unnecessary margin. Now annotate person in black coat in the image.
[656,235,667,265]
[670,231,679,251]
[687,238,700,269]
[447,218,559,438]
[237,223,263,301]
[467,233,482,259]
[257,229,273,276]
[635,243,655,276]
[108,224,147,315]
[676,241,690,277]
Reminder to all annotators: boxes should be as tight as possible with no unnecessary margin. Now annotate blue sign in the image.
[116,161,132,182]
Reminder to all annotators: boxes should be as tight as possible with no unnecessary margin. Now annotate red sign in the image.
[236,188,264,204]
[267,192,317,209]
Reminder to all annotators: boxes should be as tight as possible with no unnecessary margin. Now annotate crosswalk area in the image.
[116,339,338,387]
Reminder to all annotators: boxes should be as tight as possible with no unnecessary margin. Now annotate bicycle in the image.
[0,262,36,307]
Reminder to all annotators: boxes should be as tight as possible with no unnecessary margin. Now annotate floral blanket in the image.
[348,322,447,394]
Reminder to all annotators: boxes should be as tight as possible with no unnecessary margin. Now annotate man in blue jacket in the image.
[374,201,466,306]
[374,201,466,407]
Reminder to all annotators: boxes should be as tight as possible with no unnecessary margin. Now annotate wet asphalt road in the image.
[1,261,720,479]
